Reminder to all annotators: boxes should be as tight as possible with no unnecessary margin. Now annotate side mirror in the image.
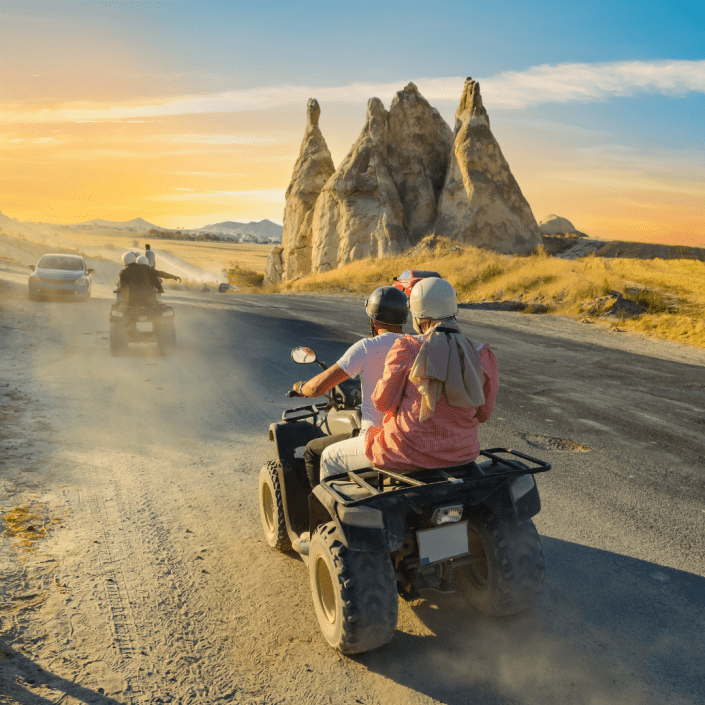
[86,268,94,274]
[291,346,317,364]
[28,264,35,271]
[392,276,397,281]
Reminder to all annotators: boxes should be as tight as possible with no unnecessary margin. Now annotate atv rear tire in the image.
[109,321,127,356]
[456,513,545,616]
[309,522,397,654]
[258,461,291,552]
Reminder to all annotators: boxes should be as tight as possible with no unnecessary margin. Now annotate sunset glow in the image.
[1,1,702,245]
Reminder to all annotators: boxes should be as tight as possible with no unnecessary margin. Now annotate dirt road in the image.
[1,269,704,705]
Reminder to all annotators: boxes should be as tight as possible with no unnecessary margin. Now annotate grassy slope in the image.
[278,243,705,349]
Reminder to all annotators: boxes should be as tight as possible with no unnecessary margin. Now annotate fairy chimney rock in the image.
[280,98,335,280]
[387,82,453,243]
[311,97,407,273]
[433,78,542,253]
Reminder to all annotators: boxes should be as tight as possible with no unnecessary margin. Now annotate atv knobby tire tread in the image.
[309,522,397,654]
[456,513,545,616]
[258,460,291,552]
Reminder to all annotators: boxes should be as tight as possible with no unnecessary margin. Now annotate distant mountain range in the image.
[73,217,155,230]
[197,219,282,240]
[0,210,282,244]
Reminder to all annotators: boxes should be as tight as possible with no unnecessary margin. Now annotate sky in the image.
[0,0,703,245]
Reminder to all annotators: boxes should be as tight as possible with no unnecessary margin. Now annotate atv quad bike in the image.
[109,289,176,356]
[259,346,551,655]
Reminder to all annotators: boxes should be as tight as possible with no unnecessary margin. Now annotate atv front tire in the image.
[309,522,397,654]
[456,513,545,616]
[258,461,291,551]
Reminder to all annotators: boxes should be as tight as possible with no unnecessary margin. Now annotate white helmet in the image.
[409,277,458,320]
[122,251,137,265]
[136,255,149,265]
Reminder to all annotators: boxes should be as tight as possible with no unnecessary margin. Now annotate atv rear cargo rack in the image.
[319,448,550,509]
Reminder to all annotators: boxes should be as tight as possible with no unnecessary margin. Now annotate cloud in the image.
[478,60,705,108]
[1,60,704,124]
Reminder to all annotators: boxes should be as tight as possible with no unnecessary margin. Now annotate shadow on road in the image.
[356,537,704,705]
[0,638,122,704]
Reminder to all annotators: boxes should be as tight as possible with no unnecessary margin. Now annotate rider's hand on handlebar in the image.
[289,381,305,397]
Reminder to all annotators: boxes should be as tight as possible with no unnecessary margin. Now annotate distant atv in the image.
[109,284,176,356]
[258,346,551,655]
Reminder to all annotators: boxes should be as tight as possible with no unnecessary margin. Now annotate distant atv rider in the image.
[118,252,181,307]
[291,286,409,490]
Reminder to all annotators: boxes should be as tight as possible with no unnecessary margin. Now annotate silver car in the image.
[28,254,93,301]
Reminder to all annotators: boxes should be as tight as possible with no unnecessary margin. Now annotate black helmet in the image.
[365,286,409,326]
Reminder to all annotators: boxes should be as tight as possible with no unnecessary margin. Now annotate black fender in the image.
[268,420,324,466]
[312,484,406,553]
[476,477,541,524]
[275,459,310,540]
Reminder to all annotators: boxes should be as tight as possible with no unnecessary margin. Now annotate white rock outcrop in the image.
[539,214,587,237]
[433,78,542,253]
[280,99,335,280]
[311,98,408,273]
[387,83,453,243]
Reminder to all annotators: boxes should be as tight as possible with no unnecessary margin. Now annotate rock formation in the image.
[311,98,408,273]
[433,78,542,253]
[268,78,543,281]
[387,83,453,243]
[538,214,587,237]
[277,98,335,281]
[264,245,284,284]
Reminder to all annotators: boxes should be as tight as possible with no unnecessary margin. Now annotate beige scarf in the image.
[409,320,485,422]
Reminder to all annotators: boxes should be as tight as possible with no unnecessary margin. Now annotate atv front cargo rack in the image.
[319,448,550,509]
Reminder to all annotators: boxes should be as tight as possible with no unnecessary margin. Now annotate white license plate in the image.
[136,321,152,332]
[417,521,469,566]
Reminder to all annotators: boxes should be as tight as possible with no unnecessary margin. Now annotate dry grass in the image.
[1,503,59,552]
[279,243,705,348]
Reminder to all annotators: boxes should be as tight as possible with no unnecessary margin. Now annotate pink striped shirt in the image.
[364,334,499,471]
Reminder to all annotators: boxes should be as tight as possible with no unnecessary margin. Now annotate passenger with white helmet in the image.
[321,277,499,477]
[118,251,181,307]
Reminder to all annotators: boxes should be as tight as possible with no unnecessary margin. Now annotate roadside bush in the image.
[228,262,265,288]
[630,288,674,314]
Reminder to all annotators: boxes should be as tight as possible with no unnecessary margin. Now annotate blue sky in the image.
[0,0,703,244]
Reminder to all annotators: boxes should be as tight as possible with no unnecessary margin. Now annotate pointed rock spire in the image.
[433,78,542,253]
[280,98,335,280]
[387,82,453,243]
[311,98,407,273]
